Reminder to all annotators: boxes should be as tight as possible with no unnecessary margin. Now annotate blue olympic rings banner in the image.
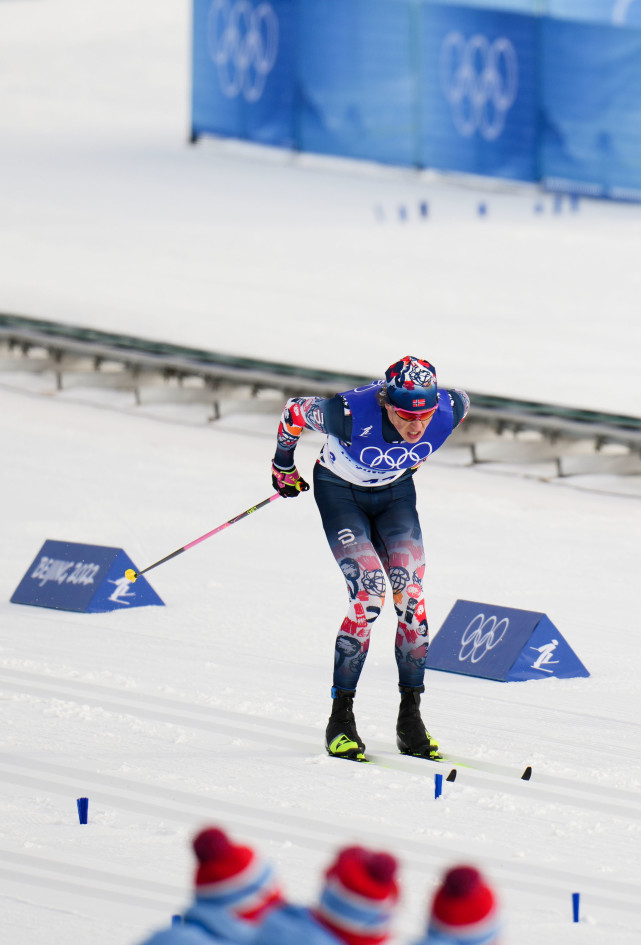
[191,0,298,147]
[191,0,641,198]
[11,540,164,613]
[418,4,539,180]
[425,599,590,682]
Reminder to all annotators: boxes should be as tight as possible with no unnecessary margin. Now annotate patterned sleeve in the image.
[273,395,350,469]
[448,389,470,428]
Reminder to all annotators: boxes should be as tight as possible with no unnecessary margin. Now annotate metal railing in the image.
[2,312,640,474]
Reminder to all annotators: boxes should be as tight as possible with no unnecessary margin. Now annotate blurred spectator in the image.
[136,826,284,944]
[252,844,400,945]
[413,865,500,945]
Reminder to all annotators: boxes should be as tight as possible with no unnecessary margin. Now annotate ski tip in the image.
[445,768,457,782]
[521,765,533,781]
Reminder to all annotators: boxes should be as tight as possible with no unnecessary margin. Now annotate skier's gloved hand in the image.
[271,462,310,498]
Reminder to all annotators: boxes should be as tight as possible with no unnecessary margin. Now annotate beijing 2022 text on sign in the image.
[11,540,164,613]
[425,599,589,682]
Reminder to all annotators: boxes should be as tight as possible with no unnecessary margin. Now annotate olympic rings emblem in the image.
[207,0,279,103]
[440,31,518,141]
[360,443,432,470]
[459,613,509,663]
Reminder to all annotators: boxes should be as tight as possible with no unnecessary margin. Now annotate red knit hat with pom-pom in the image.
[426,865,500,944]
[192,827,283,923]
[314,845,400,945]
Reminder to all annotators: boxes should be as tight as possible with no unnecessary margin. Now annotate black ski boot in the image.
[325,688,366,761]
[396,685,441,760]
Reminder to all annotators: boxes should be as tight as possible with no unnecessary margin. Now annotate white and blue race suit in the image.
[273,381,469,692]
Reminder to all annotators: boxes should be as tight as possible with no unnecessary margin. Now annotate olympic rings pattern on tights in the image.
[440,31,518,141]
[207,0,279,103]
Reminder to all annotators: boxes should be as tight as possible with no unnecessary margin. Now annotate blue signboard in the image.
[11,540,164,614]
[191,0,298,147]
[419,4,539,181]
[426,599,589,681]
[540,17,641,200]
[297,0,417,166]
[190,0,641,196]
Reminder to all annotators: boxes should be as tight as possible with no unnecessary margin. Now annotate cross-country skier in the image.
[271,356,469,762]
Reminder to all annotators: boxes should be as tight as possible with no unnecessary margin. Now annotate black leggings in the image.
[313,464,428,691]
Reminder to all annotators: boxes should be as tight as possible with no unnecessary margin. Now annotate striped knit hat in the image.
[192,827,284,923]
[425,866,500,944]
[314,845,400,945]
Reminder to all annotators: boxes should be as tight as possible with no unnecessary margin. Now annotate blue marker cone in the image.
[478,202,487,216]
[76,797,89,824]
[419,201,429,218]
[572,892,580,923]
[434,773,443,799]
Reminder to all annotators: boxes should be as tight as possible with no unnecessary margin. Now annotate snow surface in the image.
[1,3,641,944]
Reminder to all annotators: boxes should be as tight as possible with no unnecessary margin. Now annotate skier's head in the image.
[424,864,500,944]
[383,356,438,416]
[192,825,284,923]
[314,844,400,945]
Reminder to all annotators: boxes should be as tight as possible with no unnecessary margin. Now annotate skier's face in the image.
[384,403,435,443]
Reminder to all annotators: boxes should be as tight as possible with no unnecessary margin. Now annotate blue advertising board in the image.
[419,4,539,181]
[426,599,589,681]
[540,17,641,200]
[297,0,417,166]
[191,0,298,147]
[190,0,641,196]
[11,540,164,613]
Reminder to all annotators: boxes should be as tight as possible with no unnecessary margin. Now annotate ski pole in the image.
[124,493,281,582]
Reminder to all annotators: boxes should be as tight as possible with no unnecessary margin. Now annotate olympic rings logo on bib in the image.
[360,443,432,470]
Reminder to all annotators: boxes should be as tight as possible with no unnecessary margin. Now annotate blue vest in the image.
[320,382,454,486]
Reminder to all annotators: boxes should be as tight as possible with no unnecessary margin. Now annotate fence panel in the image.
[418,3,539,181]
[190,0,641,199]
[297,0,417,166]
[540,17,641,198]
[191,0,298,147]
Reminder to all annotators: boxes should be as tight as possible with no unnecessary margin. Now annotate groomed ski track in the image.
[2,666,640,923]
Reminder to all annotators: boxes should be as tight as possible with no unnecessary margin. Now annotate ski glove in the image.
[271,462,310,498]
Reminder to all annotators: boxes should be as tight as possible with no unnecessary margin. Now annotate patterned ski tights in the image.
[314,466,429,692]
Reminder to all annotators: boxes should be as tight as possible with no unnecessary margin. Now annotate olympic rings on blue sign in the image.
[459,613,509,663]
[207,0,279,103]
[440,31,518,141]
[360,443,433,470]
